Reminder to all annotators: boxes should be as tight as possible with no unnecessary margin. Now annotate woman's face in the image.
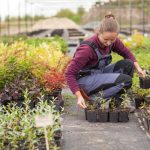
[98,32,118,47]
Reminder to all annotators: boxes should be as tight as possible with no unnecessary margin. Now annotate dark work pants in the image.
[78,59,134,100]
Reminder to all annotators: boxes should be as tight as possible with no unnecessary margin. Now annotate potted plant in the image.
[144,94,150,105]
[97,99,109,122]
[133,87,146,109]
[43,68,65,110]
[109,99,119,123]
[139,70,150,89]
[86,100,98,122]
[118,93,130,122]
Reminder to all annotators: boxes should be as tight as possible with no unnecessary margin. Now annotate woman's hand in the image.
[134,62,146,77]
[77,96,87,109]
[137,67,146,77]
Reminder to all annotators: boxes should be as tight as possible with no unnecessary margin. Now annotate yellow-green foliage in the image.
[122,30,144,49]
[113,33,150,95]
[0,40,70,84]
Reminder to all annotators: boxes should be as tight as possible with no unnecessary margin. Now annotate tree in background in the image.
[55,7,86,24]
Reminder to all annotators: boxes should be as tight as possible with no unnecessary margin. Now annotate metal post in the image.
[118,0,121,29]
[18,0,21,34]
[0,16,1,36]
[30,2,34,32]
[25,0,28,33]
[7,0,10,35]
[32,4,35,32]
[142,0,145,34]
[129,0,132,34]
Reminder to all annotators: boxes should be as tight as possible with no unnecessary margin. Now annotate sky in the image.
[0,0,110,20]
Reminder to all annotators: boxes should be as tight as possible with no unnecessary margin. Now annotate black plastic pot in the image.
[119,110,129,122]
[54,98,64,112]
[140,77,150,89]
[38,138,46,150]
[53,130,62,141]
[17,140,30,150]
[16,101,24,107]
[145,95,150,104]
[4,142,12,150]
[85,108,88,120]
[97,110,108,122]
[109,111,119,123]
[43,89,64,112]
[86,109,97,122]
[48,89,62,100]
[134,96,145,109]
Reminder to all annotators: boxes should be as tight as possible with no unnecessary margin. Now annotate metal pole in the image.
[118,0,121,29]
[31,3,34,32]
[18,0,21,34]
[142,0,145,34]
[0,16,1,36]
[25,0,28,33]
[7,0,10,35]
[129,0,132,34]
[32,4,35,32]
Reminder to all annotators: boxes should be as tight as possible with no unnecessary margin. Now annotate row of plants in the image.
[0,90,62,149]
[113,31,150,102]
[0,37,70,149]
[0,37,70,97]
[85,92,130,123]
[113,32,150,131]
[0,35,68,54]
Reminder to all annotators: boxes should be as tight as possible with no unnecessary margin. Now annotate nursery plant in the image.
[97,99,109,122]
[92,92,109,122]
[0,90,61,149]
[139,70,150,89]
[119,92,130,122]
[109,99,119,123]
[85,99,98,122]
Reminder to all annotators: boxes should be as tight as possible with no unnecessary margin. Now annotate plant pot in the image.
[145,95,150,104]
[119,109,129,122]
[86,109,97,122]
[109,111,119,123]
[140,77,150,89]
[4,142,12,150]
[16,100,24,107]
[85,108,88,120]
[48,89,62,99]
[38,138,46,150]
[53,130,62,141]
[134,97,145,109]
[29,100,35,109]
[54,95,64,112]
[97,110,108,122]
[17,140,29,150]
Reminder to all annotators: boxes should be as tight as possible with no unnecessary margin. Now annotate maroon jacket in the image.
[65,34,136,94]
